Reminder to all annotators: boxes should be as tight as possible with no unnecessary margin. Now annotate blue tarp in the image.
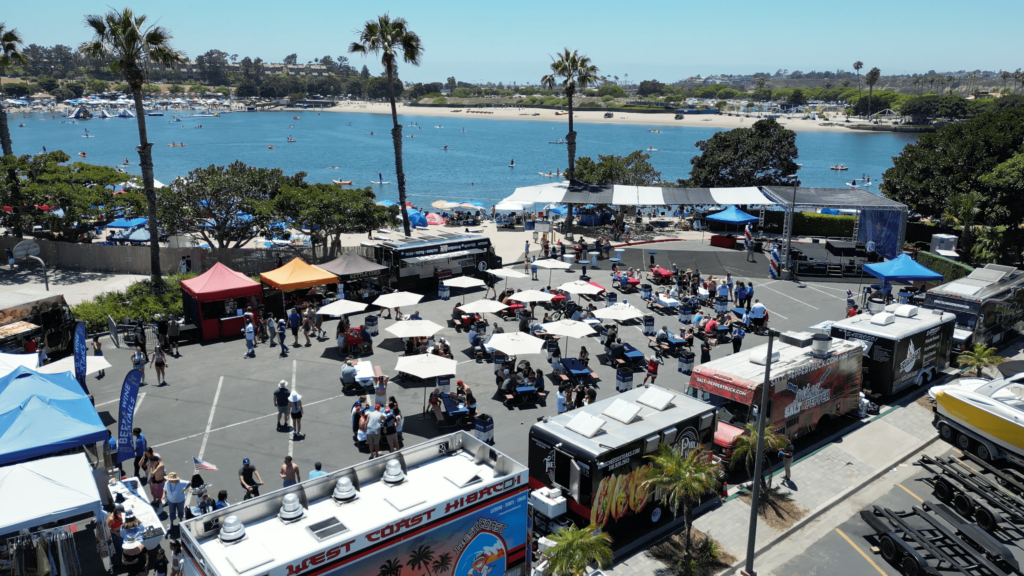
[863,254,943,283]
[706,206,759,225]
[0,367,106,466]
[107,217,147,229]
[405,209,428,228]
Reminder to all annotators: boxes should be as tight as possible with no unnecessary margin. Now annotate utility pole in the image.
[741,328,778,576]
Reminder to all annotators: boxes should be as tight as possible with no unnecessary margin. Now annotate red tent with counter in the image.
[181,263,262,341]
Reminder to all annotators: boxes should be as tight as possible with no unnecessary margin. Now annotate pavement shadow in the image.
[0,267,121,287]
[375,338,406,354]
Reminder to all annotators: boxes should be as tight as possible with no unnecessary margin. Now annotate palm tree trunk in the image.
[683,501,693,557]
[131,86,162,283]
[385,66,411,237]
[867,87,873,119]
[564,91,576,238]
[0,100,23,238]
[0,100,13,157]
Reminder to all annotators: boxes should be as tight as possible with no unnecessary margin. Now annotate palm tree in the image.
[971,226,1004,265]
[642,445,720,557]
[430,553,452,576]
[852,61,863,98]
[864,67,881,119]
[0,23,28,158]
[755,77,767,91]
[349,13,422,237]
[946,75,955,94]
[82,9,185,283]
[957,343,1006,377]
[941,191,982,263]
[1001,71,1011,93]
[407,545,434,576]
[730,422,789,486]
[377,558,404,576]
[545,523,612,576]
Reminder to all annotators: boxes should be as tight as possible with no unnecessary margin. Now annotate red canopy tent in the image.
[180,263,262,341]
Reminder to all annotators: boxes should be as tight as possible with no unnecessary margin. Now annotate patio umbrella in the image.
[373,291,423,310]
[385,320,445,339]
[431,200,461,209]
[317,299,368,317]
[534,258,572,284]
[37,355,112,376]
[395,354,459,416]
[488,268,527,293]
[486,332,546,355]
[541,318,597,356]
[591,303,645,322]
[444,276,485,299]
[457,300,509,314]
[559,280,603,296]
[511,290,555,304]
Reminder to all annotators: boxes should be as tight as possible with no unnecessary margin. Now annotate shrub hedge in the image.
[72,273,195,333]
[916,251,973,283]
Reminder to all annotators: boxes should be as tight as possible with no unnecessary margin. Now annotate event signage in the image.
[73,321,88,394]
[396,239,490,259]
[116,370,143,464]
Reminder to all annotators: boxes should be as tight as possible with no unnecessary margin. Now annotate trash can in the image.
[546,339,559,361]
[642,315,655,335]
[439,285,451,301]
[640,284,653,301]
[590,254,597,267]
[605,292,617,307]
[525,220,535,231]
[492,353,507,374]
[365,315,378,336]
[715,296,729,314]
[615,367,634,393]
[678,350,694,375]
[678,304,694,325]
[533,230,539,241]
[436,375,451,394]
[474,413,495,445]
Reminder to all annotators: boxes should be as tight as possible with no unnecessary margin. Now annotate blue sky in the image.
[7,0,1023,84]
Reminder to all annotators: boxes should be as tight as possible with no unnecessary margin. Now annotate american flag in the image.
[192,456,218,471]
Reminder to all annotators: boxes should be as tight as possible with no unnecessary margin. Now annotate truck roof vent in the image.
[332,477,358,503]
[750,349,780,366]
[565,412,606,438]
[636,388,674,411]
[894,305,918,318]
[871,312,895,326]
[382,459,405,484]
[602,399,642,424]
[278,493,304,522]
[218,515,246,544]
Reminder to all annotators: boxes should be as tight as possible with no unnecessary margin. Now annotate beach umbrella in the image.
[444,276,485,299]
[431,200,460,209]
[457,300,508,314]
[373,291,423,310]
[534,258,573,284]
[511,290,555,304]
[591,303,645,322]
[395,353,457,379]
[488,268,527,293]
[486,332,546,356]
[559,280,603,296]
[317,299,368,317]
[541,318,597,356]
[425,213,447,226]
[385,320,445,339]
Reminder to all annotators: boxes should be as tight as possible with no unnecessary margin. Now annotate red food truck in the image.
[689,334,863,463]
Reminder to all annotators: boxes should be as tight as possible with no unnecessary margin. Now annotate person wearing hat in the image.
[121,535,148,575]
[239,458,264,500]
[164,472,188,525]
[289,391,304,439]
[274,380,291,429]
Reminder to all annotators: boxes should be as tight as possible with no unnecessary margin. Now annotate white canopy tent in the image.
[0,352,38,376]
[0,453,103,534]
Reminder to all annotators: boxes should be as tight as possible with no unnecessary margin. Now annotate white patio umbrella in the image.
[511,290,555,303]
[533,258,572,283]
[373,291,423,310]
[395,354,459,416]
[541,318,597,356]
[37,355,112,376]
[317,299,368,317]
[458,300,509,314]
[486,332,546,356]
[444,276,485,299]
[559,280,604,296]
[591,303,645,322]
[385,320,445,338]
[488,268,527,293]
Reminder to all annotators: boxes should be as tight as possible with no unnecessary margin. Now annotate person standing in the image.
[641,352,664,385]
[289,309,302,346]
[242,319,255,358]
[106,506,124,569]
[373,376,388,407]
[92,335,106,378]
[147,452,166,510]
[132,428,147,478]
[365,404,384,459]
[239,458,263,500]
[179,256,188,274]
[274,381,291,430]
[732,323,746,354]
[350,397,365,439]
[279,456,300,487]
[781,444,794,483]
[6,247,14,271]
[149,346,169,385]
[289,392,304,439]
[750,299,767,334]
[726,273,735,302]
[169,541,184,576]
[484,274,497,299]
[383,407,399,452]
[131,345,147,384]
[185,255,192,273]
[167,316,180,356]
[302,308,313,346]
[164,472,188,527]
[700,339,713,364]
[308,462,327,480]
[155,314,168,351]
[278,319,289,356]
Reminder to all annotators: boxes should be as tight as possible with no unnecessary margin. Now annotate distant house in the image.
[30,93,55,102]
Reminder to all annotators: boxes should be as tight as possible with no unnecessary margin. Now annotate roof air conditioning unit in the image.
[219,515,246,543]
[750,349,780,366]
[279,493,304,522]
[871,312,895,326]
[383,459,405,484]
[332,477,358,503]
[810,334,831,358]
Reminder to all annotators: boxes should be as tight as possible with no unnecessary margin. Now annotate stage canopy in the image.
[706,206,759,225]
[506,181,776,206]
[318,251,388,282]
[0,367,107,466]
[181,262,261,301]
[0,453,103,534]
[260,257,337,291]
[760,186,907,211]
[863,254,943,283]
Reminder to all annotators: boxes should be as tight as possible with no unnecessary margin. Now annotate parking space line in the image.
[835,528,888,576]
[765,307,789,320]
[134,393,146,415]
[289,360,296,457]
[95,398,118,408]
[197,377,223,460]
[897,483,924,503]
[752,282,819,310]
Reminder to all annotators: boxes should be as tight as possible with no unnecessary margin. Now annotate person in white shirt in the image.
[655,326,669,342]
[749,299,767,332]
[365,404,384,459]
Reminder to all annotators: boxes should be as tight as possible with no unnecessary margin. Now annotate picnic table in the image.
[440,393,469,419]
[353,361,375,387]
[621,342,645,368]
[656,295,680,308]
[560,357,591,384]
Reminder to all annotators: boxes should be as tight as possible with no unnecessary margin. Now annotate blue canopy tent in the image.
[106,217,147,229]
[705,206,759,225]
[863,254,943,283]
[0,367,106,466]
[404,208,428,229]
[110,223,152,243]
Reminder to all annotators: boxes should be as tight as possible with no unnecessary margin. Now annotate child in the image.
[169,541,184,576]
[155,547,169,576]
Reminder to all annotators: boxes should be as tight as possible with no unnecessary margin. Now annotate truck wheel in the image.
[953,493,975,517]
[938,423,954,441]
[956,432,973,451]
[880,535,897,562]
[925,370,934,383]
[974,507,998,532]
[974,443,992,463]
[933,477,953,502]
[902,557,923,576]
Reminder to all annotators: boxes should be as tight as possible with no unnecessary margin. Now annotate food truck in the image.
[0,291,77,356]
[180,432,529,576]
[527,386,717,559]
[921,264,1024,355]
[689,335,862,463]
[371,232,502,292]
[830,304,955,396]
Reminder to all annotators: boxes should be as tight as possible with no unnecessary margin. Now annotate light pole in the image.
[782,166,802,280]
[741,328,778,576]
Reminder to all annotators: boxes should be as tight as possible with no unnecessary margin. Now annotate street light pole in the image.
[741,328,777,576]
[782,166,802,281]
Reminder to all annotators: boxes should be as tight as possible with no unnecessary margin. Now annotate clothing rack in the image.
[3,524,84,576]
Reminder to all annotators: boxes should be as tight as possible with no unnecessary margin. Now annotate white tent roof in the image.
[0,352,38,376]
[0,453,103,533]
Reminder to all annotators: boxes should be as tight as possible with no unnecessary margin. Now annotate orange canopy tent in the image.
[260,257,338,291]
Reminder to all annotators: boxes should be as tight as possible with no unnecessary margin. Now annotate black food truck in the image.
[528,385,717,559]
[922,263,1024,355]
[0,291,77,356]
[830,303,955,396]
[371,231,502,292]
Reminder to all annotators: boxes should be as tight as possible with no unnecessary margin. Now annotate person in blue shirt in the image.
[735,283,747,307]
[731,323,746,354]
[288,309,302,346]
[692,310,705,330]
[468,327,478,346]
[358,324,373,355]
[215,490,230,510]
[309,461,328,479]
[409,311,422,320]
[132,428,146,478]
[744,283,754,310]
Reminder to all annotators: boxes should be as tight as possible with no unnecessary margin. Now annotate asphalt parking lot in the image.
[86,250,853,511]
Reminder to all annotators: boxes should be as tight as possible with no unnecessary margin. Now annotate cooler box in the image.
[492,352,507,374]
[474,413,494,445]
[640,284,653,301]
[365,315,378,336]
[615,367,634,393]
[438,285,451,301]
[642,315,655,335]
[679,304,694,325]
[678,350,694,375]
[715,296,729,314]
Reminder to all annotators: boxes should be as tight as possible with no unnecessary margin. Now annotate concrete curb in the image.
[719,433,942,575]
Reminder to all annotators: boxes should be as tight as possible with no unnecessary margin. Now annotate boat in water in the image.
[549,139,565,144]
[332,180,353,186]
[830,164,849,170]
[146,111,164,117]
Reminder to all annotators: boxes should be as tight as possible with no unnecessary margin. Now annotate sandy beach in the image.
[306,101,864,133]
